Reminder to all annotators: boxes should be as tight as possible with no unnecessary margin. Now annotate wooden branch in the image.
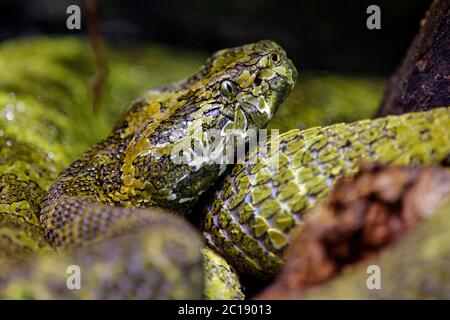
[376,0,450,116]
[301,198,450,299]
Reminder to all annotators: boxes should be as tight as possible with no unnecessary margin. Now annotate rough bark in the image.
[376,0,450,116]
[301,197,450,299]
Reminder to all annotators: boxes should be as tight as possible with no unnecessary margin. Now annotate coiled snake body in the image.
[1,40,296,299]
[204,107,450,278]
[0,38,449,299]
[40,40,297,247]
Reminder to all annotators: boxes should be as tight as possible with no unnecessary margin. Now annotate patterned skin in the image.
[4,38,448,297]
[202,247,244,300]
[0,137,55,262]
[0,209,204,299]
[203,107,450,279]
[41,40,297,247]
[0,39,296,299]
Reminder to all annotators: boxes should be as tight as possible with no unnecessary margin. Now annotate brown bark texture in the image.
[376,0,450,116]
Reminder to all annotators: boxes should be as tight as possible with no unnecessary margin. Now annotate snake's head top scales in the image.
[118,40,297,210]
[200,39,298,129]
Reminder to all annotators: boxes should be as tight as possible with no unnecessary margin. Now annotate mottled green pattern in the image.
[0,210,204,299]
[0,137,55,262]
[0,38,222,299]
[2,37,447,298]
[203,247,244,300]
[1,39,297,298]
[0,38,207,166]
[203,107,450,279]
[40,40,297,247]
[0,38,99,262]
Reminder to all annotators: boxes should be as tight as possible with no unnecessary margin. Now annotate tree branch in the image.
[376,0,450,116]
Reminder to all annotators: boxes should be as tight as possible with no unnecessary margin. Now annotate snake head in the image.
[118,41,297,210]
[200,40,298,130]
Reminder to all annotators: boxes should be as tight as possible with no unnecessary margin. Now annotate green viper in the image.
[0,39,296,299]
[40,40,297,246]
[0,38,449,298]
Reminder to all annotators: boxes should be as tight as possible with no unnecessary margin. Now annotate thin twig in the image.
[85,0,108,115]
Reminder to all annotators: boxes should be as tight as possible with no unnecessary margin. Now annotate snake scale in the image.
[0,38,449,299]
[203,107,450,278]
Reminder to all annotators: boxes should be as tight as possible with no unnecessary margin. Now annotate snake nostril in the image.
[254,77,262,86]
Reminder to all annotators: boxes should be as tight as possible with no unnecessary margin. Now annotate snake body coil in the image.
[1,37,449,297]
[0,39,296,299]
[0,209,204,299]
[41,40,297,247]
[203,107,450,279]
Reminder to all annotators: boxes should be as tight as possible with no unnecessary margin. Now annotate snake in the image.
[0,37,449,299]
[0,39,296,299]
[203,106,450,279]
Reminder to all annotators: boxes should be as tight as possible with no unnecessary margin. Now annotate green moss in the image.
[0,37,205,167]
[0,37,206,262]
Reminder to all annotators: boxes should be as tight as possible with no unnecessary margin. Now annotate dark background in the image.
[0,0,432,75]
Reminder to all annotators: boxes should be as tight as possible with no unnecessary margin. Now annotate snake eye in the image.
[220,80,237,97]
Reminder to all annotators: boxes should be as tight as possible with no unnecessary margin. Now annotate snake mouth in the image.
[262,56,298,110]
[274,81,292,106]
[287,59,299,87]
[278,59,298,92]
[271,60,298,111]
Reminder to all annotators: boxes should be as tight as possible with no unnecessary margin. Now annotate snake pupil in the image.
[220,80,236,97]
